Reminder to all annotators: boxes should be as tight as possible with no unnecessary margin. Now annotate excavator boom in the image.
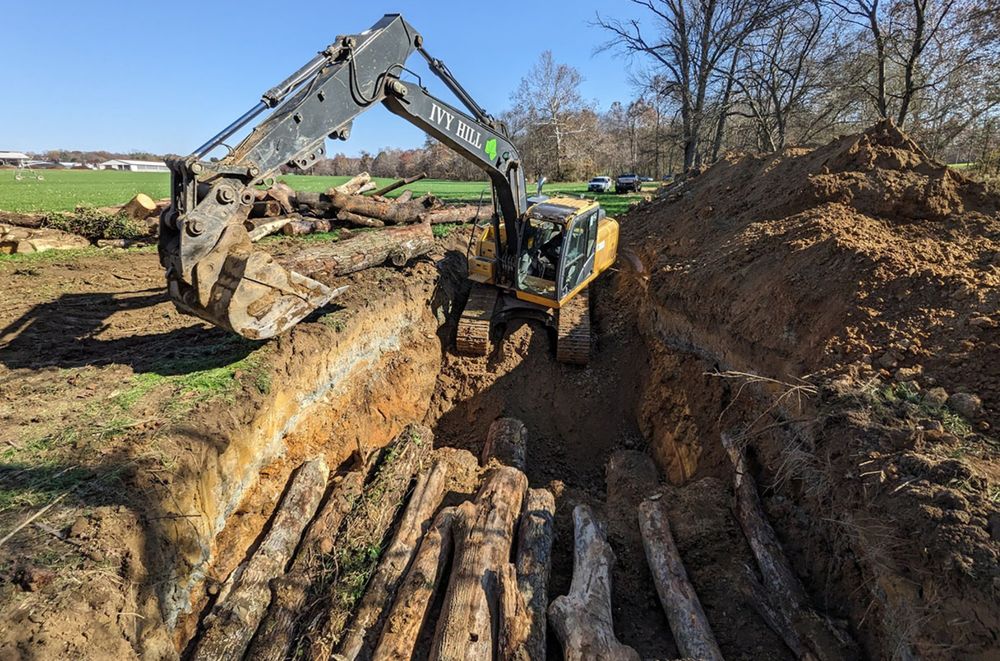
[159,14,526,339]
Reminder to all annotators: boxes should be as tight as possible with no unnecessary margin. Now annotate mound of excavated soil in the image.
[622,120,999,658]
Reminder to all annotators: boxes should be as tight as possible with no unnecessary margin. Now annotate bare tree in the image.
[596,0,787,171]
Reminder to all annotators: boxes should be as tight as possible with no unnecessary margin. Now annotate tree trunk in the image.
[278,220,434,286]
[480,417,527,470]
[121,193,158,219]
[373,507,457,661]
[247,216,295,242]
[338,461,449,661]
[282,219,318,236]
[721,434,857,661]
[513,488,555,661]
[246,470,366,661]
[251,199,284,219]
[331,172,372,196]
[431,466,528,661]
[305,425,432,661]
[327,189,436,225]
[498,562,530,661]
[370,173,427,197]
[638,496,724,661]
[422,205,486,225]
[191,458,330,661]
[548,504,639,661]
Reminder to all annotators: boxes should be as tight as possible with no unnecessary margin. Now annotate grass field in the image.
[0,169,645,217]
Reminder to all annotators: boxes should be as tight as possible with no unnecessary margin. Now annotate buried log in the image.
[370,172,427,197]
[430,466,528,661]
[279,219,434,285]
[548,505,639,661]
[246,470,366,661]
[191,458,330,661]
[638,496,724,661]
[480,417,527,470]
[372,506,457,660]
[306,424,432,661]
[337,460,449,660]
[512,488,556,661]
[498,562,530,660]
[721,434,856,660]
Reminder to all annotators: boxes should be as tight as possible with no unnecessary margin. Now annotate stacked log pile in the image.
[245,172,487,240]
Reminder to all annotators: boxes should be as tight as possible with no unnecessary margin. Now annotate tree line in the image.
[318,0,999,182]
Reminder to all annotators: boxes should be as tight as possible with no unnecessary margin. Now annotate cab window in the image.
[560,210,597,294]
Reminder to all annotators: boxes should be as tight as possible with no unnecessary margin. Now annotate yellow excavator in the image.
[158,14,618,364]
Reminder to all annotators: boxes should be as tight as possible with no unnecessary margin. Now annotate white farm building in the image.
[98,159,169,172]
[0,151,29,167]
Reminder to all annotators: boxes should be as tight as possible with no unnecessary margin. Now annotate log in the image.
[721,434,856,660]
[337,210,385,228]
[548,505,639,661]
[331,172,372,196]
[267,182,296,214]
[395,190,414,204]
[513,488,555,661]
[480,417,527,470]
[338,460,449,660]
[638,496,724,661]
[283,219,316,236]
[247,470,366,661]
[370,172,427,197]
[356,181,377,195]
[327,189,437,225]
[121,193,158,219]
[191,458,330,661]
[430,466,528,661]
[373,507,457,661]
[247,216,295,242]
[251,199,284,219]
[498,562,530,661]
[306,424,432,661]
[279,220,433,286]
[422,205,485,225]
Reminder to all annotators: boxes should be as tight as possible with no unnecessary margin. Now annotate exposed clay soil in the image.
[0,121,997,661]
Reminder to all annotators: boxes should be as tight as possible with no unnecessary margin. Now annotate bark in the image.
[721,434,857,660]
[306,425,432,661]
[279,220,434,285]
[337,210,385,228]
[327,189,437,225]
[247,470,366,661]
[431,466,528,661]
[422,205,485,225]
[498,562,530,661]
[372,507,457,661]
[513,488,555,661]
[338,461,449,661]
[282,219,318,236]
[191,458,330,661]
[395,190,414,204]
[370,172,427,197]
[638,497,724,661]
[480,417,527,471]
[251,199,284,219]
[548,504,639,661]
[121,193,158,219]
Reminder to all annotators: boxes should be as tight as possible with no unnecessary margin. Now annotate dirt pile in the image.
[622,120,999,658]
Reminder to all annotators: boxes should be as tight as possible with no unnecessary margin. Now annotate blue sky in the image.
[1,1,642,157]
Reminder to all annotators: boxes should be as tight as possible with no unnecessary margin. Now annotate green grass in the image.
[0,169,646,218]
[0,169,170,213]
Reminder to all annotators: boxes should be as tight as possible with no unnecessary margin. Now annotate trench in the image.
[161,252,844,660]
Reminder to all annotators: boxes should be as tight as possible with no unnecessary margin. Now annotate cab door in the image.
[557,209,597,300]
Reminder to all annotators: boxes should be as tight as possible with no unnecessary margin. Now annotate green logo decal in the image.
[484,138,498,161]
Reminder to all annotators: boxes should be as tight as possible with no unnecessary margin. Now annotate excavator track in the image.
[556,288,591,365]
[456,284,498,356]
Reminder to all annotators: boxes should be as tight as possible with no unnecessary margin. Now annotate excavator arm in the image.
[159,13,526,339]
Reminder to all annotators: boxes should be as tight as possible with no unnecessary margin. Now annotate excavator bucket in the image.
[165,234,338,340]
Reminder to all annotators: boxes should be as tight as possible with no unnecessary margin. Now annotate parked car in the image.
[640,176,653,182]
[616,173,642,193]
[587,176,613,193]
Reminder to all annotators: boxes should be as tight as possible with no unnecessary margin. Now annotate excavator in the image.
[158,14,619,364]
